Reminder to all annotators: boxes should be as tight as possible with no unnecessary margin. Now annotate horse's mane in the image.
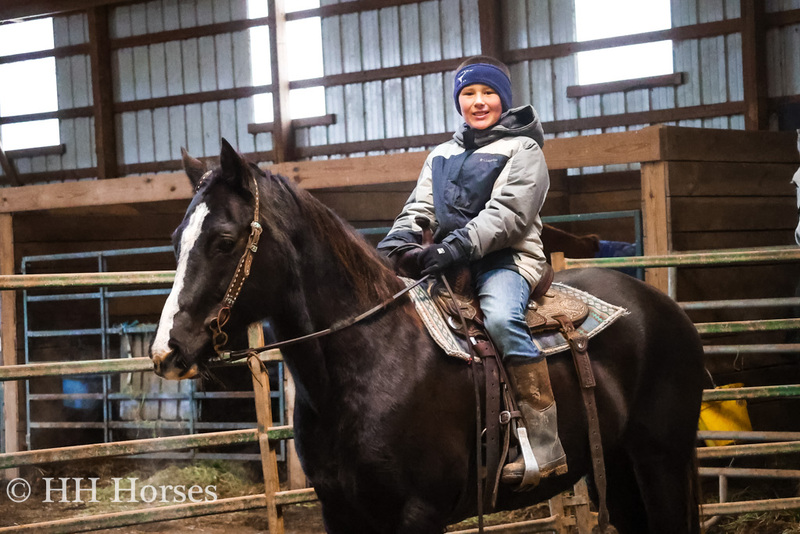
[267,172,402,305]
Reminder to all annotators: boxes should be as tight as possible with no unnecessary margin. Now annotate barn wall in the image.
[9,13,96,179]
[109,0,262,167]
[4,0,800,183]
[298,0,482,157]
[766,0,800,102]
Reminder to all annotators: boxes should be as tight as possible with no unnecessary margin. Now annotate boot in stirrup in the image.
[501,357,568,487]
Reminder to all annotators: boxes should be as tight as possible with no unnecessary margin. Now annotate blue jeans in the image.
[475,268,541,361]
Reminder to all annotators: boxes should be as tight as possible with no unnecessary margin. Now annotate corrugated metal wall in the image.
[10,13,95,179]
[672,0,742,130]
[109,0,263,166]
[505,0,577,130]
[767,0,800,101]
[298,0,482,158]
[4,0,800,180]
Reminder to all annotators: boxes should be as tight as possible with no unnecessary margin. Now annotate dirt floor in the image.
[3,458,800,533]
[0,459,325,533]
[0,498,326,533]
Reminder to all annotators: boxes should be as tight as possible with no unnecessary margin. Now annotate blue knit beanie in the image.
[453,63,512,115]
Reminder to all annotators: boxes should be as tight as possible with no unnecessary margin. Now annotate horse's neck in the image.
[266,233,397,409]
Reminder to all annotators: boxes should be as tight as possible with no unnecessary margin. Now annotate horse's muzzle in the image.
[151,350,200,380]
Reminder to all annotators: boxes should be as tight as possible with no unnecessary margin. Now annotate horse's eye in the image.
[217,238,237,254]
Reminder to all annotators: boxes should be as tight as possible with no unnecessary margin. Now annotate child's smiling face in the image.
[458,83,503,130]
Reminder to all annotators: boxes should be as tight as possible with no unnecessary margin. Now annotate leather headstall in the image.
[209,172,263,354]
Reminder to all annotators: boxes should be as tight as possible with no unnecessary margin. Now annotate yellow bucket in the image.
[698,383,752,447]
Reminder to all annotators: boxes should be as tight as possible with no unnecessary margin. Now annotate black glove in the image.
[418,241,468,276]
[390,246,423,278]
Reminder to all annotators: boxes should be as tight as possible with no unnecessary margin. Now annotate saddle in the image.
[424,264,606,526]
[428,262,589,340]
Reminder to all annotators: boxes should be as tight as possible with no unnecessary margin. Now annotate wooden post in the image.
[547,492,570,534]
[640,161,671,293]
[550,252,567,272]
[88,6,118,179]
[569,478,596,534]
[247,324,284,534]
[478,0,503,60]
[283,370,306,489]
[266,0,295,163]
[0,214,19,479]
[741,0,768,131]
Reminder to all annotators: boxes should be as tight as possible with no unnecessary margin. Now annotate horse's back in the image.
[547,267,704,534]
[553,267,704,415]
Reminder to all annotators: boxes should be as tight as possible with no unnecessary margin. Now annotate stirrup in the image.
[515,426,541,487]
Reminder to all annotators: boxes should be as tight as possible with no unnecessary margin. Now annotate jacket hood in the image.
[454,105,545,149]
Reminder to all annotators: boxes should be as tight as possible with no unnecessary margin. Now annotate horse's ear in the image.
[219,138,248,190]
[181,148,207,188]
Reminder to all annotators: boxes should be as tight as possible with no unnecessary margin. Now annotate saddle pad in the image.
[531,283,629,356]
[401,278,628,360]
[402,277,473,361]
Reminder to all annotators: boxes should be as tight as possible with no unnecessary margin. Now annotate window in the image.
[574,0,673,85]
[0,18,60,151]
[248,0,325,124]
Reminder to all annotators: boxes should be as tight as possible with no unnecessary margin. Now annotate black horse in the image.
[151,140,705,534]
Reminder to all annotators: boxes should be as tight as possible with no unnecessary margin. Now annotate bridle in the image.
[207,169,263,354]
[204,167,427,362]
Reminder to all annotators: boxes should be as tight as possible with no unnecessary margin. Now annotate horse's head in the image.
[150,139,268,379]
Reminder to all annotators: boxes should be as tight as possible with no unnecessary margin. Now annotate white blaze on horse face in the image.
[152,202,211,361]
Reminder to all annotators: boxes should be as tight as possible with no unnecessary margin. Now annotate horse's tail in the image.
[689,448,704,534]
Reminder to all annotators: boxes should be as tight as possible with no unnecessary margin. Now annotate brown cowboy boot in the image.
[501,358,568,486]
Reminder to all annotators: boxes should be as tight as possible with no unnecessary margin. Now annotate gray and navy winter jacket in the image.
[378,105,550,292]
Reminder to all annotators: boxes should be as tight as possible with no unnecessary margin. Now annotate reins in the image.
[211,275,430,363]
[202,166,432,361]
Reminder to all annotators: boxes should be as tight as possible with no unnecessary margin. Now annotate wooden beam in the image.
[542,126,665,169]
[5,144,65,159]
[2,126,797,212]
[0,214,20,479]
[0,173,193,214]
[11,167,97,186]
[741,0,769,130]
[111,16,272,50]
[284,0,425,21]
[113,85,273,114]
[567,72,685,99]
[0,107,93,125]
[247,114,337,135]
[270,151,428,189]
[289,58,462,90]
[504,19,741,62]
[546,101,745,134]
[0,140,20,187]
[267,0,294,163]
[765,7,800,28]
[295,133,451,159]
[478,0,503,59]
[657,126,799,163]
[0,44,89,65]
[0,0,129,21]
[88,6,117,179]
